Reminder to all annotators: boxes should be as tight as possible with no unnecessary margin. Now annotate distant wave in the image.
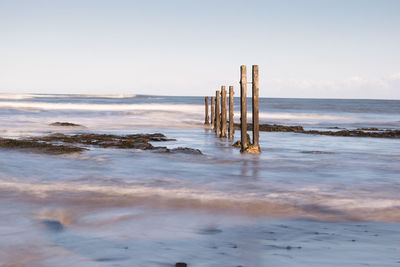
[0,93,137,99]
[0,94,36,100]
[1,180,399,222]
[0,101,202,113]
[232,112,355,123]
[259,112,353,121]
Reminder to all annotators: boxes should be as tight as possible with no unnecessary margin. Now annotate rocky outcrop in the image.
[50,122,84,127]
[233,123,400,138]
[1,133,202,155]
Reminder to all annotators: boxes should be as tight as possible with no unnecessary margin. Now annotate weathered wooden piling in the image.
[228,86,234,140]
[211,96,215,129]
[251,65,261,153]
[240,65,248,152]
[215,90,220,135]
[204,96,209,125]
[205,65,260,153]
[220,86,227,138]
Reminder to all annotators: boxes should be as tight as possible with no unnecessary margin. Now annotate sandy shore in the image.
[1,195,400,267]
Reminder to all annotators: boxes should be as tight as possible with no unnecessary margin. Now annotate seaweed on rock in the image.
[0,133,201,155]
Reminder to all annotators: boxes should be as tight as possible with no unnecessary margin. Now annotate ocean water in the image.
[0,94,399,266]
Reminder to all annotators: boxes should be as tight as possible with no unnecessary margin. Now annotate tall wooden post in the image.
[211,96,215,129]
[252,65,260,152]
[215,90,220,135]
[240,65,248,152]
[228,86,234,140]
[220,86,227,138]
[204,96,209,125]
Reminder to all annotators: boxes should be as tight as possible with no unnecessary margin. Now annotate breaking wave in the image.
[0,93,137,99]
[1,180,399,222]
[0,101,202,113]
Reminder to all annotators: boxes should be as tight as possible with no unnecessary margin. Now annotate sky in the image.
[0,0,399,99]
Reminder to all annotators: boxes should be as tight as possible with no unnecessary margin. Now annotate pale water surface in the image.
[0,94,399,266]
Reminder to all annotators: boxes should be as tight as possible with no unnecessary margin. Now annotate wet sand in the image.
[1,195,400,267]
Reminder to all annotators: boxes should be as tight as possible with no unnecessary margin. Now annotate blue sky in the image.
[1,0,399,99]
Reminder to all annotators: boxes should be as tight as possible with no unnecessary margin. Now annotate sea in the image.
[0,94,399,266]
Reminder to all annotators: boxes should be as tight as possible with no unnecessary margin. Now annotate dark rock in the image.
[233,122,400,139]
[41,220,64,232]
[32,133,173,150]
[95,257,129,262]
[0,133,181,155]
[303,129,400,138]
[232,133,251,148]
[168,147,202,154]
[175,263,187,267]
[356,127,381,131]
[155,147,202,154]
[259,124,304,132]
[232,141,241,147]
[234,123,304,132]
[50,122,83,127]
[0,137,86,154]
[198,227,223,235]
[301,151,335,154]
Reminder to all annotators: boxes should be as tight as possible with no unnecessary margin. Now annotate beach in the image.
[0,94,400,266]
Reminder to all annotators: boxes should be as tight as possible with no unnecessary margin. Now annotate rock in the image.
[301,151,335,154]
[0,137,86,155]
[159,147,202,154]
[0,133,180,155]
[234,123,304,132]
[356,127,381,131]
[175,263,187,267]
[50,122,83,127]
[232,141,241,147]
[33,133,173,150]
[304,129,400,138]
[233,122,400,139]
[41,220,64,232]
[232,133,251,148]
[242,144,261,154]
[259,124,304,132]
[198,227,223,235]
[170,147,202,154]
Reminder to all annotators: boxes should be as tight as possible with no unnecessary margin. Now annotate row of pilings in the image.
[204,65,261,154]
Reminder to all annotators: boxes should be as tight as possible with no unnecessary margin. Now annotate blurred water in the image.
[0,94,399,266]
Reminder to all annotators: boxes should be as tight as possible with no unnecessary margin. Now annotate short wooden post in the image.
[220,86,227,138]
[228,86,234,140]
[252,65,261,152]
[240,65,248,152]
[211,96,215,129]
[215,90,220,135]
[204,96,209,125]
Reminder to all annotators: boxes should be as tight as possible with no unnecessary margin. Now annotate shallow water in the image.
[0,94,399,266]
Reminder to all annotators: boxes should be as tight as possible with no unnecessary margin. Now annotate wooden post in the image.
[220,86,227,138]
[204,96,209,125]
[228,86,234,140]
[240,65,248,152]
[215,90,220,135]
[211,96,215,129]
[252,65,260,152]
